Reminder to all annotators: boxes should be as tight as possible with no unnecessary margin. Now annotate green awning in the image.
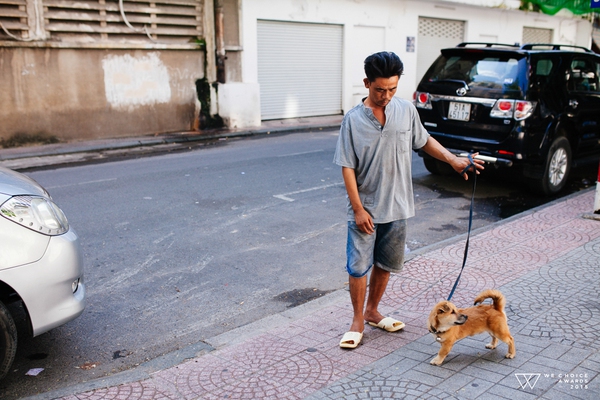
[525,0,595,15]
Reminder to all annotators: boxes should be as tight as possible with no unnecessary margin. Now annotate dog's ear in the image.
[437,304,449,314]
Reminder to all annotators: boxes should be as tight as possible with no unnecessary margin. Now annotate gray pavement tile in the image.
[470,358,519,376]
[432,353,479,372]
[527,354,577,372]
[538,343,573,359]
[458,364,511,383]
[481,348,533,368]
[435,372,476,394]
[422,387,462,399]
[579,358,600,373]
[544,384,598,400]
[310,373,438,400]
[395,369,446,386]
[487,383,541,400]
[393,347,436,363]
[413,362,457,379]
[513,332,556,351]
[453,379,496,399]
[513,339,553,356]
[559,347,593,365]
[589,351,600,363]
[366,355,421,376]
[475,393,513,400]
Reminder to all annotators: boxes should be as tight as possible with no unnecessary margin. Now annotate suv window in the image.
[427,56,520,89]
[568,57,600,92]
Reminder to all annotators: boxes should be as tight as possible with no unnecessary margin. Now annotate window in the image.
[0,0,204,48]
[568,58,600,92]
[428,56,521,89]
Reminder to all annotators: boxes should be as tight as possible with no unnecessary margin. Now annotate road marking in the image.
[277,149,324,158]
[46,178,117,189]
[273,182,343,202]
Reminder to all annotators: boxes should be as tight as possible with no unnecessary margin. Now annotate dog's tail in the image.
[473,289,505,312]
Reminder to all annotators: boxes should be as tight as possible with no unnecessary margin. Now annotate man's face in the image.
[364,76,399,108]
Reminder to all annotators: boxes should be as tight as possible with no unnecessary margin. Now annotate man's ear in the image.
[363,78,370,88]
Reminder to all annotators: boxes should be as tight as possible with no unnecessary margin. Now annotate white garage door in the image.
[257,20,343,120]
[523,27,553,44]
[417,17,465,83]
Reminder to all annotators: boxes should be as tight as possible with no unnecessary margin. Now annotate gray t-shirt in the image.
[333,97,430,223]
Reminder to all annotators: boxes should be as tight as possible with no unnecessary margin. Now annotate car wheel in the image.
[538,137,571,195]
[0,301,17,380]
[423,158,454,176]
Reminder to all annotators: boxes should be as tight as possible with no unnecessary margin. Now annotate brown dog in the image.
[428,289,516,365]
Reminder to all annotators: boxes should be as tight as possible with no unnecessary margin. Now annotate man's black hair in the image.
[364,51,404,82]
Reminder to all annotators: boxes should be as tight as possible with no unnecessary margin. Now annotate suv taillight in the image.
[414,91,432,109]
[490,100,536,121]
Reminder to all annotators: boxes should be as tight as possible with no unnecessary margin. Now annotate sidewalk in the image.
[4,119,599,399]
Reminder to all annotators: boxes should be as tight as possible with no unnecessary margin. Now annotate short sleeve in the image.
[333,115,357,169]
[410,104,430,150]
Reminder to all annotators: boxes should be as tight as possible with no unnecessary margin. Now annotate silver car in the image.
[0,166,85,379]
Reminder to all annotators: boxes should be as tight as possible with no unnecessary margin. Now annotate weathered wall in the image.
[0,48,205,141]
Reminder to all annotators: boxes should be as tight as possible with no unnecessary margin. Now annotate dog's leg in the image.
[503,334,516,359]
[486,335,499,350]
[430,341,453,366]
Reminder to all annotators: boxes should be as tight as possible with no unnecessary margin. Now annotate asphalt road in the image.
[1,129,596,399]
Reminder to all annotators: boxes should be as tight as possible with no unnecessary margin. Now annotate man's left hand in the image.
[451,153,485,180]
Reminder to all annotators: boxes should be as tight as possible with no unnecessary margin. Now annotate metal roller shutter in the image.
[523,27,553,44]
[257,20,343,120]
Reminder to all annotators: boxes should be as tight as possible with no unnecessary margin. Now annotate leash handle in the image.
[447,154,477,301]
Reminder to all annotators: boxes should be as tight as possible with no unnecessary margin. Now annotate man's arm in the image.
[420,137,484,180]
[342,167,375,234]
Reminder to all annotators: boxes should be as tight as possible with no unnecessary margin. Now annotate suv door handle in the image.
[569,99,578,108]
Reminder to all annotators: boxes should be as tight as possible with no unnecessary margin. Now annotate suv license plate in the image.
[448,102,471,121]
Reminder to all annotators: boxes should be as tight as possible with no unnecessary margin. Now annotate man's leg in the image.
[348,274,368,333]
[363,265,390,325]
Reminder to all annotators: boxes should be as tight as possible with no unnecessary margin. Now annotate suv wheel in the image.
[423,157,455,176]
[538,137,572,195]
[0,301,17,379]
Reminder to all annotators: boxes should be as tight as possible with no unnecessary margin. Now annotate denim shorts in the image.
[346,219,407,278]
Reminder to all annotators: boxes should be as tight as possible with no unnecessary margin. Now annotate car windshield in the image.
[427,55,521,90]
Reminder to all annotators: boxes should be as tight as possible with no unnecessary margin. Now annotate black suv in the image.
[414,42,600,195]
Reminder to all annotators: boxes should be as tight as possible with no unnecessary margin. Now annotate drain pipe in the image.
[215,0,226,83]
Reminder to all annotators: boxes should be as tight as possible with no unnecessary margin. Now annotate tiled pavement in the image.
[40,189,600,399]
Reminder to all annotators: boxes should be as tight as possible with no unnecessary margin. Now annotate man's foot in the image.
[339,331,363,349]
[367,317,405,332]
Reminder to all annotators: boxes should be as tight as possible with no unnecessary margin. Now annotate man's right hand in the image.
[354,208,375,234]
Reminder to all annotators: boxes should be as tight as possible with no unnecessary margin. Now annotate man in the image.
[334,51,484,348]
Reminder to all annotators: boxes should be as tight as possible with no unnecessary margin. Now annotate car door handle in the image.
[569,99,578,108]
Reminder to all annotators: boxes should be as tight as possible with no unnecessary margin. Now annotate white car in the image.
[0,166,85,379]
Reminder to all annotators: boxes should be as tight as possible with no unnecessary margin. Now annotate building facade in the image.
[0,0,593,142]
[240,0,592,122]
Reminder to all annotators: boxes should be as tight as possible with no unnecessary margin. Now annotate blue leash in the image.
[447,154,477,301]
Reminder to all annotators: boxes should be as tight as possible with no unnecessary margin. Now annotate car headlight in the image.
[0,195,70,236]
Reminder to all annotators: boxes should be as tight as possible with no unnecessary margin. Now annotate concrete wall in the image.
[240,0,593,114]
[0,48,205,141]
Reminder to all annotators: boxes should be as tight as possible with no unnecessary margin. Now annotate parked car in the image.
[414,42,600,195]
[0,166,85,379]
